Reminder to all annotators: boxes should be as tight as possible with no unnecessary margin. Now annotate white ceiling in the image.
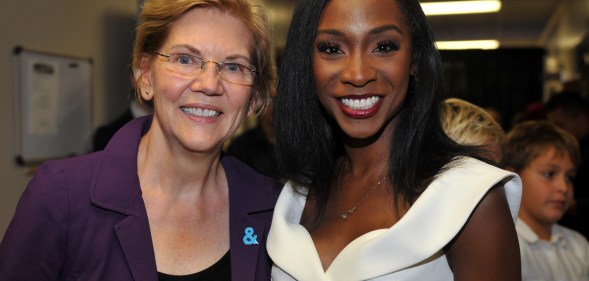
[428,0,562,47]
[266,0,564,48]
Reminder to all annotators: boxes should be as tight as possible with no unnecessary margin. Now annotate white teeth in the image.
[341,96,380,110]
[181,107,220,117]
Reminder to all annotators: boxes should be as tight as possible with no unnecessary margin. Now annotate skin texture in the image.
[141,8,254,156]
[513,146,576,240]
[302,0,411,269]
[137,8,254,274]
[312,0,412,141]
[299,0,521,279]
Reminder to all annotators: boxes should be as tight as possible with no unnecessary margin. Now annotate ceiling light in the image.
[422,1,501,16]
[436,40,500,50]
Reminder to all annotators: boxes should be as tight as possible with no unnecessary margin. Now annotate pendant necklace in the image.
[336,159,387,220]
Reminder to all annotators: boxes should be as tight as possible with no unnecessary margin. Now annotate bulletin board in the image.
[14,47,93,165]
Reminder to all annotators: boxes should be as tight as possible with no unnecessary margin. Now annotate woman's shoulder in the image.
[432,156,522,220]
[397,157,521,243]
[440,157,521,194]
[436,157,519,191]
[14,153,104,225]
[34,152,103,187]
[444,156,505,174]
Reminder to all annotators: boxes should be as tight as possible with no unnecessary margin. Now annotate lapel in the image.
[114,213,158,281]
[224,156,280,281]
[230,210,267,280]
[91,116,158,281]
[89,116,278,281]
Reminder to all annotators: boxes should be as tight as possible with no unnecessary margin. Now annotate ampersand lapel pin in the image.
[242,227,259,245]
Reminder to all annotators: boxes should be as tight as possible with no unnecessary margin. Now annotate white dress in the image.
[267,157,522,281]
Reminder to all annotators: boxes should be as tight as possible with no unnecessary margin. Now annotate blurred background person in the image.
[545,90,589,239]
[93,99,153,151]
[483,106,503,128]
[226,87,278,181]
[501,120,589,281]
[442,98,506,163]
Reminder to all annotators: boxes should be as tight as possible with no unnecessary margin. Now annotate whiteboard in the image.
[14,47,93,165]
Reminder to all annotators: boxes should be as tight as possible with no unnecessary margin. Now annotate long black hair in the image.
[273,0,481,223]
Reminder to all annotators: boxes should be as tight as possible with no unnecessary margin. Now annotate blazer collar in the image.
[88,116,157,280]
[90,117,279,215]
[90,116,279,280]
[90,116,151,214]
[224,156,280,280]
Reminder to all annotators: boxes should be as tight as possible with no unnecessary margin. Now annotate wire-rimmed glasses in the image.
[154,52,257,86]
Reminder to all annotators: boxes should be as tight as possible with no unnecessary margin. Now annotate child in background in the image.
[442,98,505,163]
[501,120,589,280]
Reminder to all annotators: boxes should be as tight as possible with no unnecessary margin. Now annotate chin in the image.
[340,122,388,139]
[546,213,565,224]
[342,129,378,140]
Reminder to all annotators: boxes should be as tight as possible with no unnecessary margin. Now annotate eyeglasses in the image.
[154,52,257,86]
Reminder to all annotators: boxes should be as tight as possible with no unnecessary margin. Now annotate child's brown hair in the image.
[501,120,580,172]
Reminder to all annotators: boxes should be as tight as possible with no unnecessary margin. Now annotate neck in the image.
[342,139,389,179]
[341,117,395,177]
[520,216,552,241]
[137,129,224,198]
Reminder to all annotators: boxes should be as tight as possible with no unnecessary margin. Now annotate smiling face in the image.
[518,146,576,231]
[313,0,413,140]
[140,7,254,154]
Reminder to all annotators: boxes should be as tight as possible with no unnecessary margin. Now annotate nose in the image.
[190,61,221,95]
[199,60,222,72]
[555,175,571,195]
[340,52,377,87]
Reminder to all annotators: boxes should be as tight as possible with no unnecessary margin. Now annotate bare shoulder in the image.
[446,185,521,281]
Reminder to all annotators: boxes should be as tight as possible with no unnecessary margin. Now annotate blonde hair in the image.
[442,98,505,147]
[442,98,505,162]
[132,0,274,115]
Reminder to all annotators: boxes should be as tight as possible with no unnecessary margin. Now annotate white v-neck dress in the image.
[267,157,522,281]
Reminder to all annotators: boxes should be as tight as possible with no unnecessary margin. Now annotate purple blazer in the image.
[0,116,281,281]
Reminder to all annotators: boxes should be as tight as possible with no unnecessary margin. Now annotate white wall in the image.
[0,0,138,237]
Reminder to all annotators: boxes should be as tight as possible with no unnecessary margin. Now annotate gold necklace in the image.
[336,159,387,220]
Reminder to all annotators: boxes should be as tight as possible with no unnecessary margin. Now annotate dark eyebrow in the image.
[316,24,404,37]
[369,24,403,35]
[316,29,345,37]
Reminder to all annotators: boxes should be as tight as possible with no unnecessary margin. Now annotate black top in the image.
[226,126,279,181]
[92,110,134,152]
[157,251,231,281]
